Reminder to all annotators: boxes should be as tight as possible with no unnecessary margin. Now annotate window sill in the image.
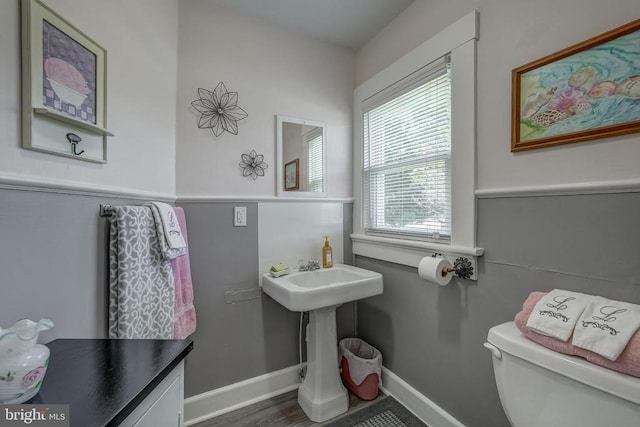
[350,233,484,279]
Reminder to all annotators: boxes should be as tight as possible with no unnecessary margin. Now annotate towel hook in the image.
[66,133,84,156]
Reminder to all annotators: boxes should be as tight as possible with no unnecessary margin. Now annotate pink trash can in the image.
[339,338,382,400]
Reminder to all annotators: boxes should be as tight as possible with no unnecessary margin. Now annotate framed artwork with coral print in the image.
[512,18,640,152]
[21,0,111,163]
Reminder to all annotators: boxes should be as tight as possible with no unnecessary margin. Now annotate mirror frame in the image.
[276,115,327,198]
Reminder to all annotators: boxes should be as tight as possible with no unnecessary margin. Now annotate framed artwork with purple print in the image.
[42,20,97,124]
[21,0,111,163]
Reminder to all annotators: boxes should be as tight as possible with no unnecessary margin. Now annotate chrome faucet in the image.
[299,260,320,271]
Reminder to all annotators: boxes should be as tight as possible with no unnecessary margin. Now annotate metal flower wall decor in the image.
[239,150,268,180]
[191,82,248,137]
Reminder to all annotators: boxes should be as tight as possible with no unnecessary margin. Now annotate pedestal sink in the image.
[262,264,383,422]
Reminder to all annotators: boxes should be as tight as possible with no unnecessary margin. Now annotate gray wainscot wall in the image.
[3,185,638,426]
[355,191,640,427]
[0,189,354,400]
[146,201,356,397]
[0,187,136,338]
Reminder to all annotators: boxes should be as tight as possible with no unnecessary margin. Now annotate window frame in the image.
[362,57,452,242]
[352,11,483,272]
[306,127,324,192]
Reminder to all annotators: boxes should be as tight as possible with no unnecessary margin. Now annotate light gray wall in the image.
[179,201,298,396]
[178,202,355,397]
[0,0,179,195]
[176,0,354,198]
[0,188,146,339]
[355,192,640,427]
[0,192,354,398]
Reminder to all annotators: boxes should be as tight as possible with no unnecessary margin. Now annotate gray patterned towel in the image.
[108,206,175,339]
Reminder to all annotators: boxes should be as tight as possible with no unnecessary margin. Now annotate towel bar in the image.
[99,204,115,217]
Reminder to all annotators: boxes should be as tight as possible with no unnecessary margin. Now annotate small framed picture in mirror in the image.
[284,159,299,191]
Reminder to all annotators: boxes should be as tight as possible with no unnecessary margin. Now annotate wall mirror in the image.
[276,115,327,197]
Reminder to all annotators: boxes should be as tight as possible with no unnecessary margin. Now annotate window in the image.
[352,11,482,267]
[306,127,323,192]
[363,57,451,242]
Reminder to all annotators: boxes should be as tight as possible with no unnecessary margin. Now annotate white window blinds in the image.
[306,127,323,192]
[362,56,451,241]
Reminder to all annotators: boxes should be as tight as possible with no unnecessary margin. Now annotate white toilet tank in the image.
[485,322,640,427]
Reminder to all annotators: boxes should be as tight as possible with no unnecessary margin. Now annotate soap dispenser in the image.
[322,236,333,268]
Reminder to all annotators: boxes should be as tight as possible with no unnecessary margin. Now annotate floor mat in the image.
[323,396,427,427]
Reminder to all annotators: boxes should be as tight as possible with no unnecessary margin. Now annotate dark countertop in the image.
[30,338,193,427]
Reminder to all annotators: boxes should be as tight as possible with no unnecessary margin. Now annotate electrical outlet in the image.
[234,206,247,227]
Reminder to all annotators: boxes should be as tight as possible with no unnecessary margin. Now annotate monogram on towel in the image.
[582,305,628,335]
[573,297,640,361]
[526,289,592,342]
[539,295,577,323]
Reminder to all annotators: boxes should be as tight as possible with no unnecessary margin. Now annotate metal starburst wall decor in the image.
[239,150,268,180]
[191,82,248,138]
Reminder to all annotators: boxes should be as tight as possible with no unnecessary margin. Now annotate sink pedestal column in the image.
[298,305,348,422]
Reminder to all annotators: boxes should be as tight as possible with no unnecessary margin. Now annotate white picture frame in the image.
[21,0,111,163]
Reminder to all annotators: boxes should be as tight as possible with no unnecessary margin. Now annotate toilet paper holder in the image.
[433,254,474,280]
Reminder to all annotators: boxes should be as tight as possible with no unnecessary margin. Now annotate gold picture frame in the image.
[284,158,299,191]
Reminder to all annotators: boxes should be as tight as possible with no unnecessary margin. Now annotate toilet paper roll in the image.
[418,257,453,286]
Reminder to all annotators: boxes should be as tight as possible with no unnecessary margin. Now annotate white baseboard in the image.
[184,365,302,426]
[380,367,465,427]
[184,365,464,427]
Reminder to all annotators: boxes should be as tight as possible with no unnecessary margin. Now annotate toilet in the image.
[484,322,640,427]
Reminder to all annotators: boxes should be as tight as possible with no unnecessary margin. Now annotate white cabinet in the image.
[121,361,185,427]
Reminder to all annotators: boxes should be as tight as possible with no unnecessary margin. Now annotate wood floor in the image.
[192,389,386,427]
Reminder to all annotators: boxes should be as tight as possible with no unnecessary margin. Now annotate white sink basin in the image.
[262,264,383,312]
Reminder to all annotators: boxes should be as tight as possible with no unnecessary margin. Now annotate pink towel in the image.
[515,292,640,379]
[170,207,197,339]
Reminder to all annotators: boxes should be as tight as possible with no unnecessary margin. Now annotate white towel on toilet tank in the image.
[573,297,640,361]
[526,289,592,342]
